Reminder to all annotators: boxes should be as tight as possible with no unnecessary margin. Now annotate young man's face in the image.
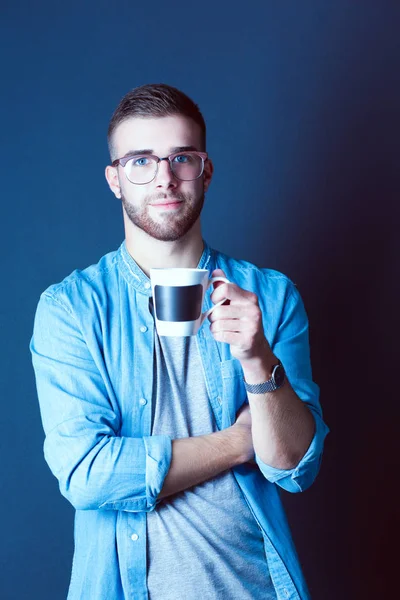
[106,115,213,242]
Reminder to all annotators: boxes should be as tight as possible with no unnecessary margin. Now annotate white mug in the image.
[150,268,231,336]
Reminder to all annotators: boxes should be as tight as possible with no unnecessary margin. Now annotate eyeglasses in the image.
[111,151,208,185]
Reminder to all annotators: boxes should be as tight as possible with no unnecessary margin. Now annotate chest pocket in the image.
[220,359,248,427]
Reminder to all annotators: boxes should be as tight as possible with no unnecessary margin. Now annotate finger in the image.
[210,268,228,291]
[208,305,251,323]
[210,318,243,334]
[211,268,227,277]
[210,318,257,339]
[210,330,244,345]
[211,283,257,306]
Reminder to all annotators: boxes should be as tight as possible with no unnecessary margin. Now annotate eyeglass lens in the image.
[124,153,203,184]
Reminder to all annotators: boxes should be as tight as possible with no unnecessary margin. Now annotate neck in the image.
[124,218,205,277]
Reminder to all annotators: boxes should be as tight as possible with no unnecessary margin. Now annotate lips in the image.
[149,200,183,206]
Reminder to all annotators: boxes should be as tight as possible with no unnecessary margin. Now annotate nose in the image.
[155,157,178,188]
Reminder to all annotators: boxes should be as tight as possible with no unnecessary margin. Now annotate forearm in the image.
[242,357,315,470]
[158,426,247,500]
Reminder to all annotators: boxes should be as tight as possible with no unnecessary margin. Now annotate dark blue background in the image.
[1,2,399,598]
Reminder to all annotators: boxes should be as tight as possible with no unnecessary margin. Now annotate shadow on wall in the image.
[272,71,398,600]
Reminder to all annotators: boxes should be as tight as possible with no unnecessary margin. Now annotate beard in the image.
[121,189,205,242]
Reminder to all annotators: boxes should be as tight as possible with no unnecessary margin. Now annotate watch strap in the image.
[243,363,284,394]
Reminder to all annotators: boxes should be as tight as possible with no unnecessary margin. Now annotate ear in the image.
[203,158,214,193]
[105,165,122,199]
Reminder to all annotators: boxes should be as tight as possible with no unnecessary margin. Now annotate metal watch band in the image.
[243,378,279,394]
[243,363,284,394]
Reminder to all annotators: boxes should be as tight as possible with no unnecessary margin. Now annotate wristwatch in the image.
[243,361,286,394]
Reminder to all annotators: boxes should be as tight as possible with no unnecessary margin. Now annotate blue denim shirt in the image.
[30,240,329,600]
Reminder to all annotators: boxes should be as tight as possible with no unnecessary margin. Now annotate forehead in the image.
[112,115,203,156]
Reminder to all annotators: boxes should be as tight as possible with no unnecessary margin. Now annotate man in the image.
[30,83,329,600]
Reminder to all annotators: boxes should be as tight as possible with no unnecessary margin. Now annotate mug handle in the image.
[200,276,231,324]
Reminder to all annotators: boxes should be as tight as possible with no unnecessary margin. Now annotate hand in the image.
[208,269,275,367]
[234,402,252,430]
[231,403,255,464]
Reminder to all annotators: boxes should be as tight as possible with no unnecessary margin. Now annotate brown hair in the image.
[107,83,206,161]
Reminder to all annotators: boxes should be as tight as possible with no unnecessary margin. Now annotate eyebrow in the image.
[120,145,199,159]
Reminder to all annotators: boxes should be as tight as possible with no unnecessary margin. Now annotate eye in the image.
[133,156,150,167]
[173,154,190,164]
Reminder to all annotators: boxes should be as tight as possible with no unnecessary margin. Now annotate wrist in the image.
[241,353,279,385]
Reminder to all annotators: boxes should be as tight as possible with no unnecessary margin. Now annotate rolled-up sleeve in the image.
[255,280,330,493]
[30,292,172,512]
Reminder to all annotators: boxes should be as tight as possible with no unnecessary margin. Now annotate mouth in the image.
[149,200,183,209]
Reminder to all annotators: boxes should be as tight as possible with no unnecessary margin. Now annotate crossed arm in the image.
[31,287,328,512]
[160,375,315,500]
[159,405,253,499]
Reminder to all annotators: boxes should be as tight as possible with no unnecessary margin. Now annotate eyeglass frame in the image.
[111,151,209,185]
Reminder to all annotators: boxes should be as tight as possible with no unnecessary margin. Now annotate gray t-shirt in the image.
[146,326,277,599]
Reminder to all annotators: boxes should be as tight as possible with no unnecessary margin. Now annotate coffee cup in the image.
[150,268,230,336]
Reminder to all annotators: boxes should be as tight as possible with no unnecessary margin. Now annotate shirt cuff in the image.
[143,435,172,509]
[98,435,172,512]
[255,410,329,493]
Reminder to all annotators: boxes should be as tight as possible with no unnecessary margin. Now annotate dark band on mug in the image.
[154,284,203,322]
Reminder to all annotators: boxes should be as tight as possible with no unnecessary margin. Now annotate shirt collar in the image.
[117,239,214,295]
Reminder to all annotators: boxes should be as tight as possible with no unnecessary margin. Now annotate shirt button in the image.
[140,325,148,333]
[283,589,290,598]
[144,282,151,289]
[131,533,139,541]
[139,398,147,406]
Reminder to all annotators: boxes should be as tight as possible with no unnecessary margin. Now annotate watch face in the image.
[273,364,285,387]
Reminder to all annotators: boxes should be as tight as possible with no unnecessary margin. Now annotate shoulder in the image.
[211,248,298,300]
[40,247,120,312]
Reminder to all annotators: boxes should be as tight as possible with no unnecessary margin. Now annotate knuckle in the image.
[213,286,225,301]
[246,306,259,324]
[248,292,258,305]
[254,309,262,324]
[213,306,222,320]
